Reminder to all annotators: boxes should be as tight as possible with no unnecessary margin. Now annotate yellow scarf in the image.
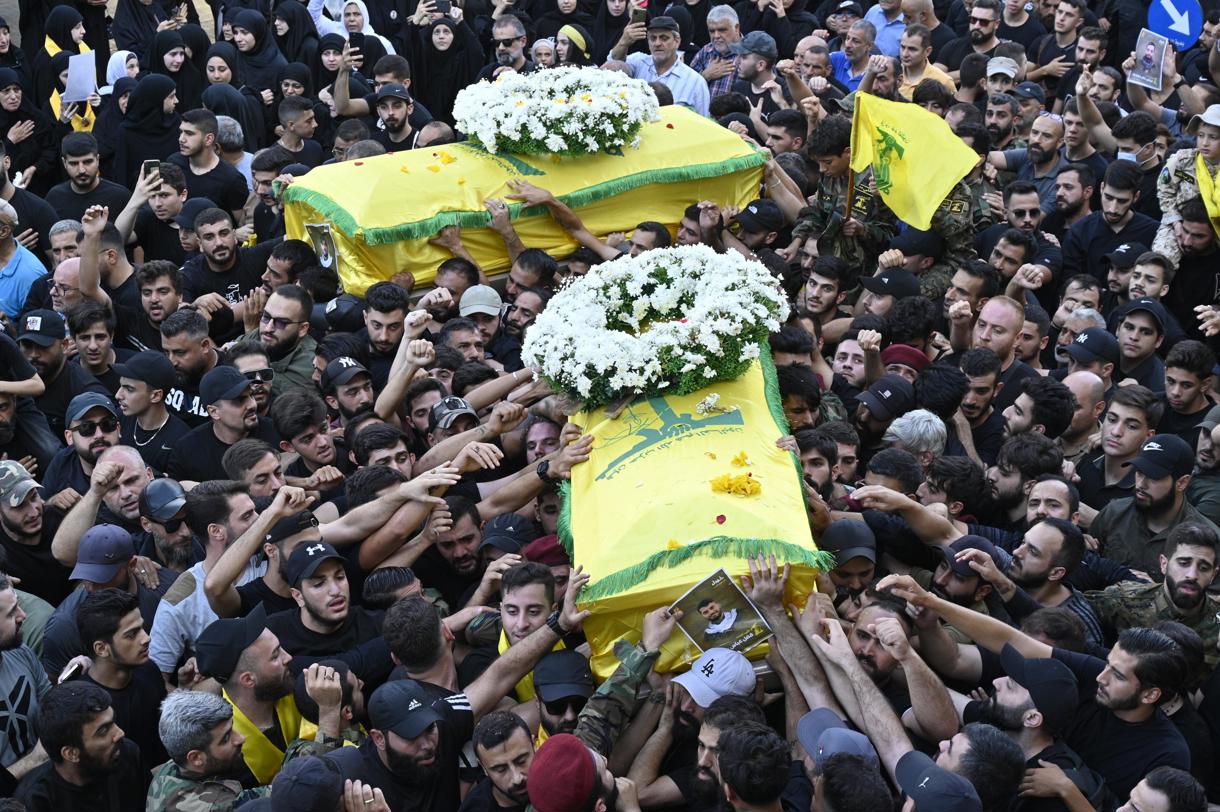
[1195,151,1220,238]
[50,89,94,132]
[223,690,307,785]
[44,36,91,59]
[497,628,565,701]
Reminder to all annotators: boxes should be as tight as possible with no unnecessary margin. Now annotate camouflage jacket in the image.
[1085,580,1220,669]
[792,168,897,278]
[918,181,978,301]
[964,175,1001,233]
[145,761,271,812]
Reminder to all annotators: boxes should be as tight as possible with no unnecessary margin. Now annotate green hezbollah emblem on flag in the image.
[849,92,978,230]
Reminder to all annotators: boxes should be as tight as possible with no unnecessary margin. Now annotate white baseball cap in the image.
[673,647,755,708]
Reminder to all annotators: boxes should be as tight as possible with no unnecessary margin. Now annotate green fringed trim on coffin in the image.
[579,537,836,602]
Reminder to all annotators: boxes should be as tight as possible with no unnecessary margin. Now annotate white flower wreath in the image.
[452,66,661,156]
[521,245,789,408]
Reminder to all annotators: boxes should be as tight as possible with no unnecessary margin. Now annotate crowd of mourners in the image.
[4,0,1220,809]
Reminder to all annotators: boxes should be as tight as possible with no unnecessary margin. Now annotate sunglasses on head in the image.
[243,368,275,384]
[542,696,587,716]
[74,417,119,437]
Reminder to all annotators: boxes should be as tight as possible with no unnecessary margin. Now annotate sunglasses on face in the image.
[543,696,588,716]
[74,417,119,437]
[243,368,276,384]
[495,36,523,46]
[260,312,306,331]
[160,514,187,534]
[1011,208,1041,218]
[969,15,995,24]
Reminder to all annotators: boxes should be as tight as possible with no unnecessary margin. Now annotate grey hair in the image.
[850,19,877,41]
[0,200,19,230]
[346,139,387,160]
[1068,307,1107,330]
[882,409,947,457]
[707,4,739,24]
[159,691,234,764]
[49,219,82,240]
[215,115,245,153]
[493,15,527,37]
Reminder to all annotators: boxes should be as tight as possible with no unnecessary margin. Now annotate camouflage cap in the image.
[0,460,38,508]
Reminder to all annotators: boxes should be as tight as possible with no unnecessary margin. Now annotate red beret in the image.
[880,343,930,374]
[527,733,596,812]
[523,534,571,567]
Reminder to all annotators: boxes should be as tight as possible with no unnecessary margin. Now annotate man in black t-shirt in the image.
[113,351,190,474]
[114,162,189,266]
[159,307,225,427]
[17,309,109,440]
[44,134,130,224]
[265,541,381,658]
[180,209,277,344]
[167,110,249,222]
[169,365,280,483]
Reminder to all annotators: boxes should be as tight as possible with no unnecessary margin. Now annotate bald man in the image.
[899,0,956,60]
[51,257,84,313]
[1059,371,1105,465]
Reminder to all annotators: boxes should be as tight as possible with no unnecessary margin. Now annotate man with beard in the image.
[936,0,1002,76]
[368,84,420,152]
[194,604,301,785]
[853,374,916,468]
[1187,410,1220,525]
[986,93,1021,150]
[952,295,1039,415]
[242,284,317,396]
[0,570,53,789]
[465,712,535,812]
[1086,523,1220,667]
[479,16,537,81]
[146,690,273,808]
[793,427,845,503]
[1092,436,1220,577]
[0,461,71,606]
[1046,164,1094,237]
[76,589,168,770]
[45,134,131,224]
[160,307,225,427]
[1163,199,1220,342]
[884,573,1191,801]
[986,434,1064,529]
[181,209,277,344]
[504,287,549,342]
[460,286,521,371]
[730,32,790,115]
[533,650,595,742]
[321,356,376,427]
[19,310,109,441]
[136,477,195,573]
[965,645,1106,812]
[112,350,190,473]
[690,6,741,98]
[360,281,409,390]
[1062,162,1158,282]
[42,393,121,511]
[988,115,1069,214]
[13,681,147,811]
[170,366,280,483]
[230,343,276,419]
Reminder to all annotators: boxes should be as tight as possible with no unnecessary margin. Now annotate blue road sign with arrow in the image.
[1149,0,1203,51]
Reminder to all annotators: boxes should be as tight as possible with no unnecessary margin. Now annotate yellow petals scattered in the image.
[426,165,440,173]
[705,452,717,460]
[731,451,751,467]
[667,538,681,550]
[436,151,456,165]
[711,473,761,497]
[399,166,410,173]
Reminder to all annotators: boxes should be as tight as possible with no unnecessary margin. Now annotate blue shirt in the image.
[625,52,710,117]
[863,5,905,56]
[829,51,867,91]
[0,244,44,317]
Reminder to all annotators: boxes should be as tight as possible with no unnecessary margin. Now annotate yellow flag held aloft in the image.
[849,92,979,230]
[1195,153,1220,237]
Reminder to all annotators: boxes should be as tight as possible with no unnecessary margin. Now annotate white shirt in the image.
[625,52,711,117]
[149,558,265,673]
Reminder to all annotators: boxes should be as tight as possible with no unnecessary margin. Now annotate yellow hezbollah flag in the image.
[562,349,832,679]
[849,92,979,230]
[282,106,765,294]
[1195,152,1220,237]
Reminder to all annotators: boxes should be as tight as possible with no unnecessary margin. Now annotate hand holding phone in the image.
[141,159,160,182]
[348,31,365,53]
[434,0,451,13]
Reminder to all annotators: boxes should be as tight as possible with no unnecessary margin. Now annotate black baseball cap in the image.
[1012,81,1045,103]
[67,392,119,424]
[1125,435,1194,480]
[1105,242,1148,270]
[856,374,915,422]
[113,350,177,392]
[324,294,366,332]
[369,679,443,739]
[896,751,981,812]
[480,513,538,554]
[819,520,876,563]
[860,269,920,300]
[999,644,1078,734]
[139,477,187,522]
[200,365,252,406]
[265,509,321,546]
[890,228,944,260]
[533,650,595,702]
[1120,297,1168,334]
[735,199,784,234]
[267,756,343,812]
[174,197,218,231]
[375,82,412,103]
[830,0,863,15]
[940,535,999,578]
[284,540,344,586]
[195,603,268,681]
[17,309,65,347]
[1064,327,1119,366]
[320,356,370,392]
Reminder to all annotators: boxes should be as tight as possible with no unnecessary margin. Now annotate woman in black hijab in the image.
[152,29,206,112]
[556,22,595,65]
[203,83,266,152]
[96,76,136,177]
[0,68,57,195]
[113,0,177,58]
[206,41,246,87]
[30,6,87,107]
[405,17,483,125]
[591,0,630,62]
[180,23,213,75]
[232,9,289,92]
[274,1,320,67]
[535,0,595,40]
[0,17,29,90]
[113,74,181,189]
[312,33,348,92]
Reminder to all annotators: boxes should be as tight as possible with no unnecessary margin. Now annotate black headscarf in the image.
[206,42,246,87]
[535,0,595,40]
[232,9,288,91]
[115,73,181,188]
[409,18,483,126]
[274,1,320,67]
[313,33,347,92]
[203,82,267,152]
[591,0,629,63]
[278,62,315,99]
[0,66,56,194]
[179,24,212,74]
[96,76,137,169]
[152,29,205,111]
[31,6,83,105]
[112,0,172,57]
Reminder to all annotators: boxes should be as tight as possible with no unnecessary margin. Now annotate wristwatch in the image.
[536,459,555,483]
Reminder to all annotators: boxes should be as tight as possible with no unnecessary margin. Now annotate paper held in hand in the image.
[62,53,97,104]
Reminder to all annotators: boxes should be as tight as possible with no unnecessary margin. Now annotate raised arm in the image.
[506,179,621,261]
[851,485,961,546]
[77,205,113,308]
[333,43,371,117]
[51,461,118,565]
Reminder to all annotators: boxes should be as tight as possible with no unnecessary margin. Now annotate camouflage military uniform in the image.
[145,761,271,812]
[964,175,1001,233]
[918,181,978,301]
[817,391,849,426]
[792,168,897,279]
[1153,150,1219,266]
[1085,580,1220,669]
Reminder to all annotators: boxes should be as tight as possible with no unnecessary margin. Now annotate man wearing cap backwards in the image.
[882,573,1191,802]
[112,350,191,473]
[460,285,522,372]
[1086,523,1220,668]
[170,365,281,483]
[18,309,109,441]
[1091,435,1220,577]
[613,16,710,116]
[41,392,122,512]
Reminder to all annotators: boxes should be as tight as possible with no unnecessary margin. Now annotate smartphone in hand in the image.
[434,0,452,13]
[348,31,365,53]
[141,159,160,181]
